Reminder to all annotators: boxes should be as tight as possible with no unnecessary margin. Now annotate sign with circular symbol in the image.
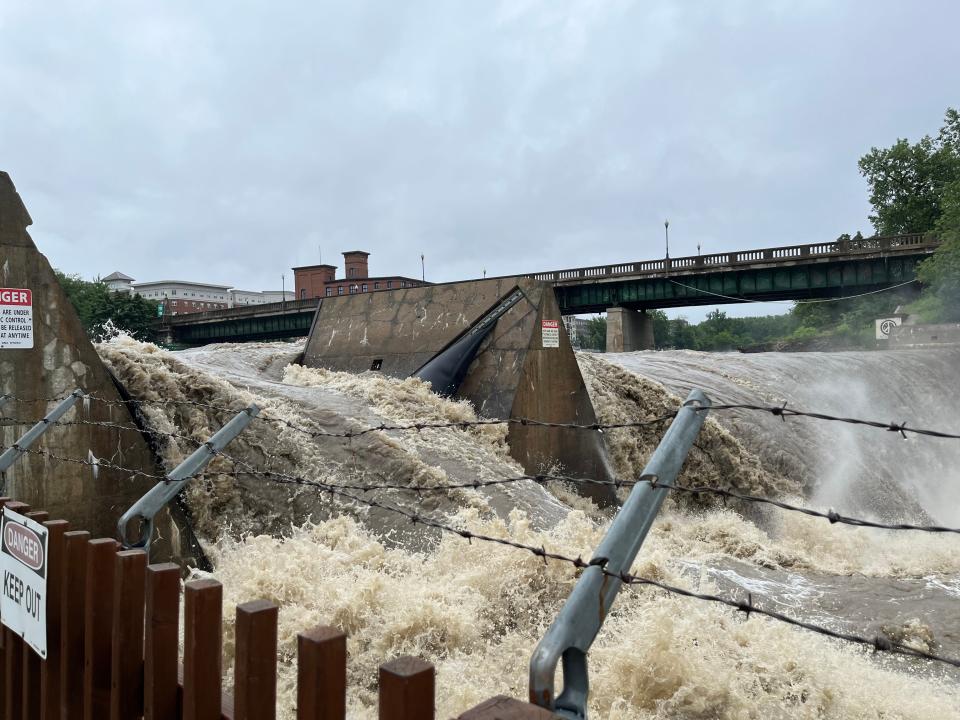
[875,317,902,340]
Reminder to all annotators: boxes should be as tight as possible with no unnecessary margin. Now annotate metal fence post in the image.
[528,389,710,719]
[0,390,85,490]
[116,404,259,555]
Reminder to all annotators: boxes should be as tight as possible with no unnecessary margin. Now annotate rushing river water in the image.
[99,337,960,719]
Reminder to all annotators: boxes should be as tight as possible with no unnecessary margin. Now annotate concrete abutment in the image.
[0,170,187,562]
[605,307,655,352]
[303,279,618,505]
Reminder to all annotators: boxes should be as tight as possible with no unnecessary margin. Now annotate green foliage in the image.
[581,316,607,351]
[656,309,799,350]
[913,180,960,321]
[787,284,919,347]
[55,271,160,342]
[858,108,960,235]
[649,309,670,347]
[665,317,698,349]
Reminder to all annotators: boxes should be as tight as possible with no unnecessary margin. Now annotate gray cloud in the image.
[2,1,957,321]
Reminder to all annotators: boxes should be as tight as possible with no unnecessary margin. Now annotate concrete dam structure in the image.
[0,171,185,557]
[2,164,617,560]
[303,277,617,503]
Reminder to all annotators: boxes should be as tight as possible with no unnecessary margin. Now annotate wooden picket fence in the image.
[0,498,556,719]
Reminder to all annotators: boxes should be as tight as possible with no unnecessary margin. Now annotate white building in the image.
[102,271,135,293]
[563,316,592,348]
[103,271,295,314]
[132,280,233,315]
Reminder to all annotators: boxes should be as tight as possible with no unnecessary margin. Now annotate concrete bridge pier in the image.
[606,307,654,352]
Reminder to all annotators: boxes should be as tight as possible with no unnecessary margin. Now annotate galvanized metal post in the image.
[0,389,85,490]
[116,404,259,555]
[529,389,710,719]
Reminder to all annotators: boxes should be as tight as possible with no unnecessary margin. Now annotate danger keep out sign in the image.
[1,508,48,658]
[542,319,560,348]
[0,288,33,349]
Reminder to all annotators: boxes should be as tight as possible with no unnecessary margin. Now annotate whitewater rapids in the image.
[98,337,960,719]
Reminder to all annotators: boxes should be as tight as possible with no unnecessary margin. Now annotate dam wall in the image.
[0,171,184,557]
[303,278,616,501]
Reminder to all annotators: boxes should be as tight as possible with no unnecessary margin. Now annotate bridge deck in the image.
[156,233,940,342]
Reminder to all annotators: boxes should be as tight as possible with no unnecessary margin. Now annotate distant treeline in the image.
[577,285,917,352]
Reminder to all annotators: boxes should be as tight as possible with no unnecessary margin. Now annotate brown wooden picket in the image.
[84,538,117,720]
[0,500,556,719]
[40,518,68,720]
[59,530,89,720]
[233,600,278,720]
[296,626,346,720]
[144,562,180,720]
[111,549,146,720]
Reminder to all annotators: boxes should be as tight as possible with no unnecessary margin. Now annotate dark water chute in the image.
[412,288,525,396]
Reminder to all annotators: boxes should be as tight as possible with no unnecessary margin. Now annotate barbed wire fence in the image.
[4,391,960,440]
[3,390,960,671]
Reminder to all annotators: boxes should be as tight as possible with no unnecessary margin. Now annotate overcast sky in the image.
[2,1,958,321]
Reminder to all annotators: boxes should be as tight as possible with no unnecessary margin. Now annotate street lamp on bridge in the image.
[664,219,670,259]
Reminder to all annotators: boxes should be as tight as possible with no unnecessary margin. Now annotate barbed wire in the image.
[651,479,960,535]
[0,406,680,439]
[4,428,960,537]
[5,439,959,667]
[4,391,959,441]
[4,445,177,483]
[702,403,960,440]
[212,460,960,535]
[203,460,960,670]
[5,401,960,445]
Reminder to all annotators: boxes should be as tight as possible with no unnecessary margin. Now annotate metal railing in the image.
[523,233,938,284]
[159,297,321,325]
[116,404,259,554]
[529,389,711,719]
[0,390,85,490]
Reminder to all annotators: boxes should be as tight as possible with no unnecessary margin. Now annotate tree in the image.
[56,271,160,341]
[858,108,960,235]
[667,317,698,349]
[915,180,960,321]
[649,310,670,349]
[582,316,607,351]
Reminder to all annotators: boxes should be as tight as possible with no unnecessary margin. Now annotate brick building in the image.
[294,250,427,299]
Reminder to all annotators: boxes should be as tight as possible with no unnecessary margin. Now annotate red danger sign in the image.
[1,508,49,658]
[542,319,560,348]
[0,287,34,349]
[0,289,31,305]
[4,523,44,572]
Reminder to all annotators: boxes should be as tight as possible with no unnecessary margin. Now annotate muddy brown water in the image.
[98,337,960,718]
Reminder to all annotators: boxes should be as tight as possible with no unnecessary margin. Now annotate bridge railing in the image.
[523,233,935,284]
[160,297,321,325]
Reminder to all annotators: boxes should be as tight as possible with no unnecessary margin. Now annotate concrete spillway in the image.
[303,277,617,503]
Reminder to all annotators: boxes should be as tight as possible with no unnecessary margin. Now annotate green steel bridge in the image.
[540,233,936,313]
[157,233,939,345]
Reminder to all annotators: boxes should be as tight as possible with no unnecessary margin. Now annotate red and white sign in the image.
[0,288,33,349]
[542,319,560,348]
[1,508,49,658]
